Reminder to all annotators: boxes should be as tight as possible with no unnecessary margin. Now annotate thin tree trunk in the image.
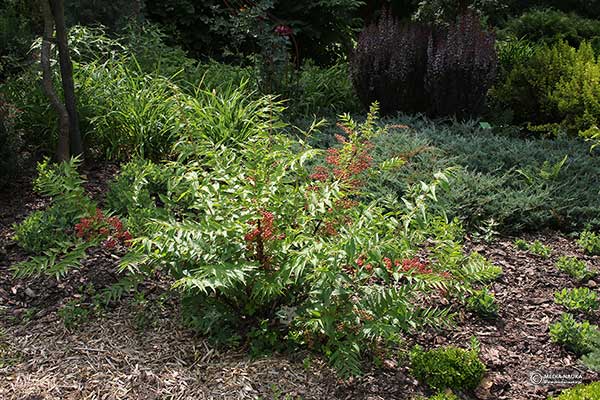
[39,0,69,162]
[48,0,83,158]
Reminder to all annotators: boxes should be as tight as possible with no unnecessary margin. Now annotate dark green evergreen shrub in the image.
[309,115,600,234]
[425,12,497,118]
[410,343,486,391]
[499,9,600,53]
[350,10,430,115]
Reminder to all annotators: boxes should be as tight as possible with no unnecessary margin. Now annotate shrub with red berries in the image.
[118,105,482,378]
[74,208,132,250]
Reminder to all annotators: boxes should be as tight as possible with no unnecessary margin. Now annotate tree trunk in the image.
[48,0,83,158]
[39,0,69,162]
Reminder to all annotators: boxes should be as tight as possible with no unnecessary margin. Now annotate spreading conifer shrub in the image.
[350,11,497,118]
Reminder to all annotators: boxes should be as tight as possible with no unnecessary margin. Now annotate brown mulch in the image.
[0,168,599,400]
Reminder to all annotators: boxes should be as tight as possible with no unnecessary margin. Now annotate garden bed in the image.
[0,170,597,400]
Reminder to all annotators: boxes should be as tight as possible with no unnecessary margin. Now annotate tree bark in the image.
[39,0,69,162]
[48,0,83,158]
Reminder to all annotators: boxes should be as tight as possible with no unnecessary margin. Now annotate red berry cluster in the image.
[74,208,132,249]
[353,256,440,276]
[244,210,276,242]
[311,144,373,191]
[244,210,284,270]
[397,258,432,274]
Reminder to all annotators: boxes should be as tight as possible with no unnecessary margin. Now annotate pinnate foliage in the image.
[12,158,131,279]
[114,104,475,376]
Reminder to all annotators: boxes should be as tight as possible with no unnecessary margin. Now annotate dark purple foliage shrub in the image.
[425,12,498,119]
[350,10,497,118]
[350,10,430,115]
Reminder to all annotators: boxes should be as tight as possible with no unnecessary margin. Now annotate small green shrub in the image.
[429,393,459,400]
[492,40,600,135]
[467,287,498,320]
[58,300,92,330]
[549,313,599,355]
[556,256,596,281]
[529,240,552,258]
[554,288,599,314]
[410,341,486,391]
[514,239,528,250]
[514,239,551,258]
[578,230,600,255]
[549,381,600,400]
[13,158,95,254]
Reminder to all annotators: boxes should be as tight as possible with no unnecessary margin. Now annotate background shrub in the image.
[351,11,496,118]
[491,40,600,134]
[350,11,430,115]
[499,9,600,54]
[425,12,497,118]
